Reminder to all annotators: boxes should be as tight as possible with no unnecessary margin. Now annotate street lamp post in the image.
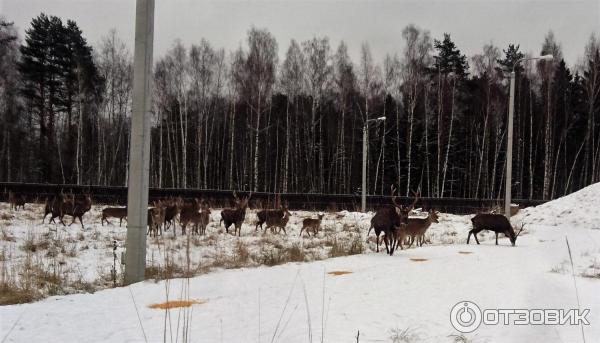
[362,116,386,212]
[505,54,553,218]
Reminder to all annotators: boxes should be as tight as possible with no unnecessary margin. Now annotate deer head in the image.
[428,209,440,223]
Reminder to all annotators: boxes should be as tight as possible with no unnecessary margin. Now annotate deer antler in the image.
[391,185,402,208]
[516,223,525,237]
[407,190,420,212]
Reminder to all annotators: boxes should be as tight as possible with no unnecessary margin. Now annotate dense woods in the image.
[1,14,599,200]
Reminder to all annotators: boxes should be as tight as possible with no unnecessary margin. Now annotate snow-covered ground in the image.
[1,184,600,342]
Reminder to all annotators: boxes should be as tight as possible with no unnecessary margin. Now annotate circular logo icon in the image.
[450,301,482,333]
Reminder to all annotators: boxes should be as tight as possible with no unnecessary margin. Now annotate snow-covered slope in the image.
[515,182,600,229]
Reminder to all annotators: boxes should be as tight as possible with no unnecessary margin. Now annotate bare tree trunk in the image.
[440,77,456,197]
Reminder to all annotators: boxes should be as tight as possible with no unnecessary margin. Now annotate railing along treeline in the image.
[0,182,548,214]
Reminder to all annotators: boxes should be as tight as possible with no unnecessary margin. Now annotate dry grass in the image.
[328,234,364,258]
[458,251,474,255]
[327,270,352,276]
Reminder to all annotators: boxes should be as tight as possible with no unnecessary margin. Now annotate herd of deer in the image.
[366,186,525,256]
[5,188,524,255]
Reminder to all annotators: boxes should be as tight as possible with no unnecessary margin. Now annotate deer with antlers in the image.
[220,191,251,236]
[367,187,419,255]
[467,213,524,246]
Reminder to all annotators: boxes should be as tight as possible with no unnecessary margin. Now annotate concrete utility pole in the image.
[361,116,386,212]
[125,0,155,284]
[504,54,553,218]
[504,70,515,219]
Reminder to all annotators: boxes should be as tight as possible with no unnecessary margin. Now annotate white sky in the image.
[2,0,599,66]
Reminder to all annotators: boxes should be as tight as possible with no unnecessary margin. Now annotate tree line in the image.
[1,13,599,200]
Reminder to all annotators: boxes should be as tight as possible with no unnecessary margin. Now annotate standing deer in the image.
[467,213,524,246]
[403,210,439,248]
[181,202,211,235]
[256,207,286,231]
[8,191,26,210]
[147,201,166,237]
[299,213,324,237]
[162,197,184,235]
[264,207,291,234]
[61,194,93,229]
[101,207,128,226]
[367,187,419,255]
[220,191,251,236]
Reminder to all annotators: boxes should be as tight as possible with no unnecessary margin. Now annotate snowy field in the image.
[1,184,600,342]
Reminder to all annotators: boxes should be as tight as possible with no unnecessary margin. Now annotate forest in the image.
[0,13,599,200]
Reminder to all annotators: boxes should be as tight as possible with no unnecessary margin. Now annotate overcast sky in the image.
[2,0,599,66]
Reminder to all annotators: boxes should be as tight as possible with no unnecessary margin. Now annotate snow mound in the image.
[515,182,600,229]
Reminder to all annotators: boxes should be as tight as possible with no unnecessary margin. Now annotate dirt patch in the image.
[409,258,428,262]
[148,299,207,310]
[458,251,473,255]
[327,270,353,276]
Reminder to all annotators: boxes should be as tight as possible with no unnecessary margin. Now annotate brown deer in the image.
[61,194,93,229]
[42,196,56,223]
[44,193,72,225]
[181,202,211,235]
[180,198,201,232]
[147,201,166,237]
[467,213,524,246]
[256,207,286,231]
[163,196,184,233]
[264,207,291,234]
[299,213,324,237]
[402,210,439,248]
[101,207,128,226]
[8,191,26,210]
[367,187,419,255]
[220,191,251,236]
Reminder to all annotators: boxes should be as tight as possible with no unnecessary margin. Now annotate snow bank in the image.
[515,182,600,229]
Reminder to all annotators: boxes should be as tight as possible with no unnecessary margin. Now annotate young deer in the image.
[299,213,324,237]
[403,210,439,248]
[101,207,128,226]
[147,200,166,237]
[367,187,418,255]
[264,207,291,234]
[220,191,251,236]
[467,213,524,246]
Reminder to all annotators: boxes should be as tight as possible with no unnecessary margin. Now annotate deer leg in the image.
[495,232,498,245]
[384,234,390,254]
[299,227,304,237]
[375,233,380,252]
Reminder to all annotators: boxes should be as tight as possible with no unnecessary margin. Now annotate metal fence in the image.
[0,182,547,214]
